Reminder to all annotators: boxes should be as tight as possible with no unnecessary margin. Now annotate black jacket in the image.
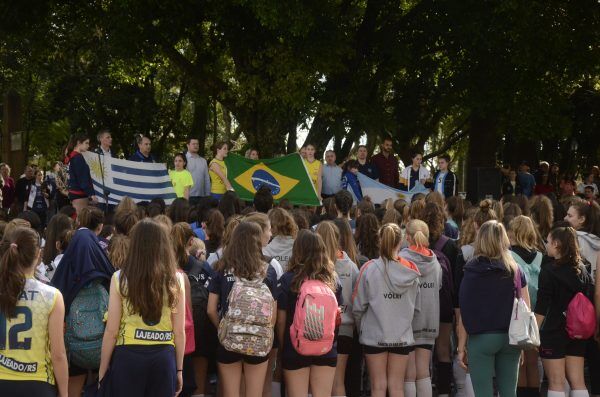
[502,180,522,197]
[433,170,458,198]
[534,260,593,334]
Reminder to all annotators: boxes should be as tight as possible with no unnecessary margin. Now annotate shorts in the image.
[68,361,92,377]
[0,380,56,397]
[362,344,414,355]
[216,344,270,365]
[539,332,587,359]
[192,321,218,358]
[414,344,434,351]
[337,335,353,355]
[282,355,337,371]
[99,345,176,397]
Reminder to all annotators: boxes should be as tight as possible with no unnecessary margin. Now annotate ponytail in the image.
[379,223,402,261]
[0,227,40,318]
[406,219,430,248]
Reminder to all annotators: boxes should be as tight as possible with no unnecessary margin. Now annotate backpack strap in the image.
[513,268,522,299]
[434,235,450,252]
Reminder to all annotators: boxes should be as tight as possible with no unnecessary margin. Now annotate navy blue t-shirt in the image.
[208,264,278,316]
[277,271,343,359]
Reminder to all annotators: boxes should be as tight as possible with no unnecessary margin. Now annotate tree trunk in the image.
[191,93,210,156]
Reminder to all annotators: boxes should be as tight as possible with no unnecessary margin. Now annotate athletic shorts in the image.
[281,355,337,371]
[362,344,414,355]
[99,345,176,397]
[192,321,218,358]
[216,344,269,365]
[414,344,434,351]
[337,335,353,355]
[539,332,587,359]
[0,380,56,397]
[68,361,92,377]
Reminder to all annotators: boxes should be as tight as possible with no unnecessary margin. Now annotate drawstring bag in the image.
[508,268,540,350]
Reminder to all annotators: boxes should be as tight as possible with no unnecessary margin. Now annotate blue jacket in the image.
[129,150,156,163]
[459,256,526,335]
[65,151,95,197]
[341,171,363,202]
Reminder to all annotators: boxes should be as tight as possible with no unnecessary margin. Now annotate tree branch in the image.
[423,116,471,161]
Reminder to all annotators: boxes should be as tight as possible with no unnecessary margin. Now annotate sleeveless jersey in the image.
[114,271,184,346]
[304,159,321,189]
[209,158,227,194]
[0,278,60,384]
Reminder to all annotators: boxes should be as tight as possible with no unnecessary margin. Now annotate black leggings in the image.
[0,380,56,397]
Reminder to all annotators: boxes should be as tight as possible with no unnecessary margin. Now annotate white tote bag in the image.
[508,268,540,350]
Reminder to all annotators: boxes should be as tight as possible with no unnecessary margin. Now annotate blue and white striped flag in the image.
[351,172,429,204]
[83,152,176,205]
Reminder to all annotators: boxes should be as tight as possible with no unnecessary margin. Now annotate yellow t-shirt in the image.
[169,169,194,198]
[114,271,184,346]
[0,278,60,384]
[209,158,227,195]
[304,159,321,189]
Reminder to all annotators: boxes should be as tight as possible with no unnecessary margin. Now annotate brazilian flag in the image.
[225,153,320,206]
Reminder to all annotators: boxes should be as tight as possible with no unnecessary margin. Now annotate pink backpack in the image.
[566,292,597,340]
[290,279,339,356]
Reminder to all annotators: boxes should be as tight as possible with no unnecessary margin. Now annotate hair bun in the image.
[479,200,491,212]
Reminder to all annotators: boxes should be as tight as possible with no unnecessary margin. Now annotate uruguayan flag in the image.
[352,172,429,204]
[83,152,176,205]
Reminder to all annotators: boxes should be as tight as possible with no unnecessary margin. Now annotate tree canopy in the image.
[1,0,599,174]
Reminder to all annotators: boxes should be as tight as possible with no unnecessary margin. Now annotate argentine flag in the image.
[83,152,177,205]
[350,172,429,204]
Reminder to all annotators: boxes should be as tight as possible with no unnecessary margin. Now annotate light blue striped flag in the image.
[350,172,429,204]
[83,152,176,205]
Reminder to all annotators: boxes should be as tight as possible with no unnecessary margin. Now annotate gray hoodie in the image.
[335,251,360,338]
[576,231,600,281]
[400,248,442,345]
[263,235,294,272]
[352,257,421,348]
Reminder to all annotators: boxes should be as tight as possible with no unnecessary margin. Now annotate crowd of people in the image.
[0,131,599,397]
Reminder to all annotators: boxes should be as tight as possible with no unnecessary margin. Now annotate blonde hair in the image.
[405,219,430,248]
[474,220,517,275]
[509,215,545,252]
[315,221,340,264]
[108,234,130,270]
[189,237,206,259]
[268,208,298,238]
[153,214,173,229]
[243,212,270,233]
[379,223,402,261]
[409,199,426,221]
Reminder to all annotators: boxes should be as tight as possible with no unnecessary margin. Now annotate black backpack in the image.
[186,257,211,341]
[432,235,455,322]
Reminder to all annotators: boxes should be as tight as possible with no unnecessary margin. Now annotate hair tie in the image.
[10,243,17,249]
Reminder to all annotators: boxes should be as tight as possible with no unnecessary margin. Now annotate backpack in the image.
[510,251,542,310]
[187,261,211,348]
[218,277,275,357]
[290,279,339,356]
[432,236,454,321]
[566,270,597,340]
[64,280,109,369]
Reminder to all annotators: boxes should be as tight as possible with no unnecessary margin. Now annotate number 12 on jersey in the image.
[0,307,33,350]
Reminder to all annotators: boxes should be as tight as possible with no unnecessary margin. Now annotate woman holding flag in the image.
[209,141,233,201]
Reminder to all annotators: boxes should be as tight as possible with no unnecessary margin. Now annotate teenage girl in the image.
[535,227,593,397]
[209,141,233,201]
[169,153,194,200]
[303,144,322,197]
[172,223,199,396]
[457,220,530,397]
[316,221,360,397]
[98,219,186,397]
[245,212,284,278]
[264,208,298,272]
[63,133,97,214]
[207,214,242,267]
[207,222,278,397]
[353,223,421,397]
[509,215,548,397]
[400,220,442,397]
[0,227,68,397]
[277,230,342,397]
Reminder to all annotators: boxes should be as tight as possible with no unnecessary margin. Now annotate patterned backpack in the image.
[290,279,339,356]
[218,277,275,357]
[64,280,109,369]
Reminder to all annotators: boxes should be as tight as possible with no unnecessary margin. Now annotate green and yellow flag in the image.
[225,153,320,206]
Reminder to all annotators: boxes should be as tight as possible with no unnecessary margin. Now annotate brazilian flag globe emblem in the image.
[225,153,320,206]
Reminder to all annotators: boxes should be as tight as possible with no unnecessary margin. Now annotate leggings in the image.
[467,333,520,397]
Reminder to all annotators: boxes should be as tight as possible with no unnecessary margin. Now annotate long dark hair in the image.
[355,213,380,259]
[570,201,600,236]
[0,227,40,318]
[288,230,336,293]
[63,133,89,157]
[216,222,266,280]
[548,227,581,271]
[120,219,180,324]
[43,214,74,265]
